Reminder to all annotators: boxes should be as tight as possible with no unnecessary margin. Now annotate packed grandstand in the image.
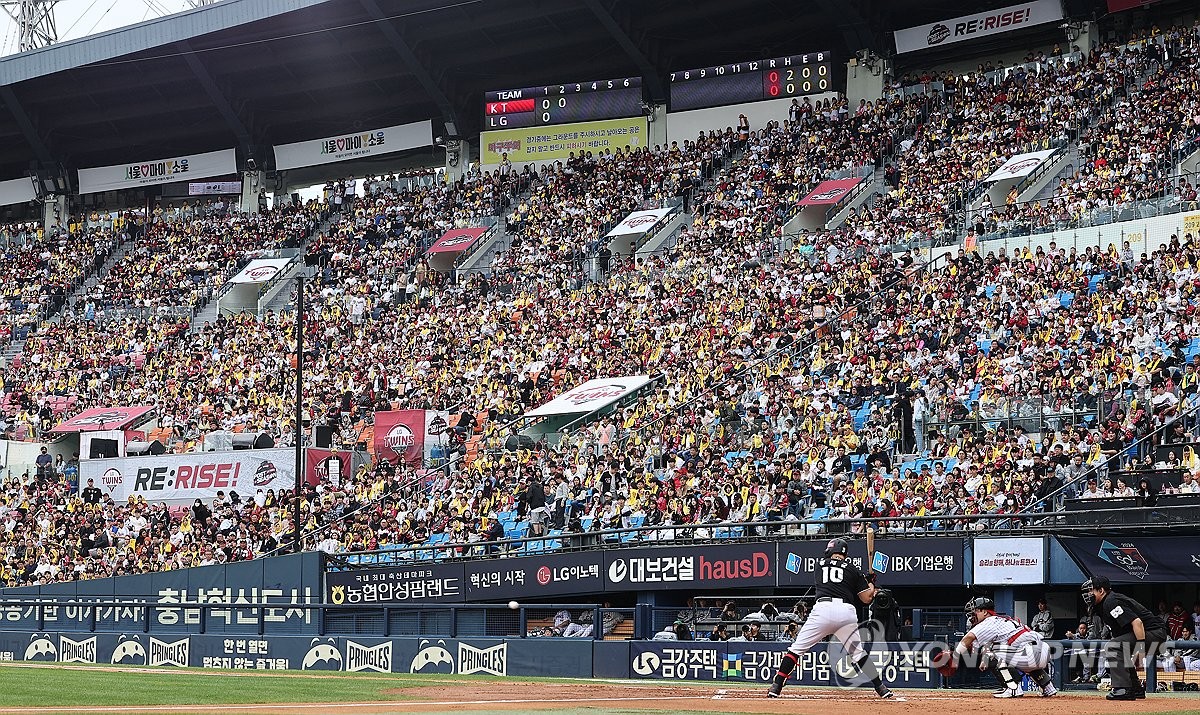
[2,17,1200,592]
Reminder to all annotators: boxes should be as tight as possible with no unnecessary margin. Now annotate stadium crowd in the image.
[6,22,1200,586]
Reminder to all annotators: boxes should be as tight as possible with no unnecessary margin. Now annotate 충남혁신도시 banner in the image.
[480,117,647,166]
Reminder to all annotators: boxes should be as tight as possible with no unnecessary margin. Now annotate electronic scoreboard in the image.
[668,52,833,112]
[483,76,643,129]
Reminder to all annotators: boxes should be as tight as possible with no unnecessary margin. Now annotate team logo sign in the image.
[302,638,343,671]
[24,634,57,661]
[253,460,279,487]
[439,235,475,248]
[426,414,449,436]
[565,384,628,406]
[410,640,454,674]
[385,424,417,451]
[101,467,124,493]
[112,635,146,665]
[928,23,951,45]
[245,265,279,281]
[807,188,849,202]
[1098,540,1149,580]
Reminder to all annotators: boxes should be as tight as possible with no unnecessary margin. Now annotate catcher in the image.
[933,597,1057,698]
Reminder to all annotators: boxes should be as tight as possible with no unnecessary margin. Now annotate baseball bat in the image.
[866,527,876,575]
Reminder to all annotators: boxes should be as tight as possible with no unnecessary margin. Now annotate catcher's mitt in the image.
[930,647,957,678]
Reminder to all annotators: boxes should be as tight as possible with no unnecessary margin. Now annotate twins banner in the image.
[77,148,236,194]
[373,410,451,466]
[305,449,353,486]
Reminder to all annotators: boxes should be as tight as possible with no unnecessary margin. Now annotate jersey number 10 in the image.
[822,565,844,582]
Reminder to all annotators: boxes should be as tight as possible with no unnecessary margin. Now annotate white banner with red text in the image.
[972,536,1047,585]
[80,449,296,503]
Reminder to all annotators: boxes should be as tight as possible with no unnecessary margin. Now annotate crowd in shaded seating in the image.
[9,23,1200,586]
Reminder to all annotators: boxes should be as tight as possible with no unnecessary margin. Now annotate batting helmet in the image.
[824,538,849,557]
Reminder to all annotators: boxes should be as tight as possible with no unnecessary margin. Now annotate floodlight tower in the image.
[2,0,60,52]
[186,0,220,7]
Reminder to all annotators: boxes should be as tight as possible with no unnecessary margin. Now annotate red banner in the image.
[798,178,863,206]
[1106,0,1159,11]
[427,227,487,255]
[373,410,425,466]
[50,406,154,434]
[306,448,351,485]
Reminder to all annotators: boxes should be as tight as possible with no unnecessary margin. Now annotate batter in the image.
[768,537,894,699]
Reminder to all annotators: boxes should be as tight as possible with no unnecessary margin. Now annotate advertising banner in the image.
[1058,536,1200,583]
[325,563,465,604]
[893,0,1063,54]
[272,120,432,171]
[983,149,1057,182]
[188,181,242,196]
[0,632,591,676]
[604,543,774,591]
[778,537,963,587]
[605,208,673,237]
[464,552,604,600]
[524,376,651,418]
[972,537,1046,585]
[798,178,863,206]
[427,227,489,255]
[480,117,647,166]
[79,449,296,503]
[77,148,236,194]
[629,641,936,688]
[50,406,154,434]
[228,258,292,284]
[0,176,35,206]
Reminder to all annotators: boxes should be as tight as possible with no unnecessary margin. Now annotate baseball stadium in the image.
[1,0,1200,712]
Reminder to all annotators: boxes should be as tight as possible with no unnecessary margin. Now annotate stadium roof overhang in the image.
[0,0,1116,182]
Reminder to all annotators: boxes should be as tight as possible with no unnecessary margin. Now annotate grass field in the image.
[0,663,1198,715]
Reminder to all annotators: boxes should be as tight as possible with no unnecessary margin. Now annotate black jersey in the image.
[814,556,869,601]
[1095,591,1167,638]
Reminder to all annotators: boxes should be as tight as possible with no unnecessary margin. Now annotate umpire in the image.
[1083,576,1169,701]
